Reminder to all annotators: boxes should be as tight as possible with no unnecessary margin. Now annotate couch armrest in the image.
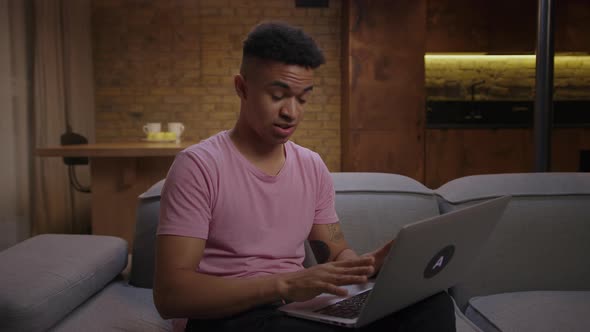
[0,234,127,332]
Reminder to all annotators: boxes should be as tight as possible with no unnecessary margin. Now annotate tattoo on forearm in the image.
[328,223,344,242]
[309,240,330,264]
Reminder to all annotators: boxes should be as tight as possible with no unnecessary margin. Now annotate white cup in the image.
[167,122,185,141]
[143,122,161,136]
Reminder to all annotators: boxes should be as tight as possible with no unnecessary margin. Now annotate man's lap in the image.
[185,291,456,332]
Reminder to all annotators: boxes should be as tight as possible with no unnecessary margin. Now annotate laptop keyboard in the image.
[314,290,371,319]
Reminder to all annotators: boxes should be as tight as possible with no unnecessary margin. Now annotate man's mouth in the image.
[273,123,296,137]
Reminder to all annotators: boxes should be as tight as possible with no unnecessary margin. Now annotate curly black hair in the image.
[242,22,325,69]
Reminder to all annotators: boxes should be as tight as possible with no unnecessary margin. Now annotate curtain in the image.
[0,0,31,250]
[32,0,95,235]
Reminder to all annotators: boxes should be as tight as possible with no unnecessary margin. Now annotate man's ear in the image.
[234,74,247,100]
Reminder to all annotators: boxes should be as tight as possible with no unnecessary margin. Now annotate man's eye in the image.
[297,97,307,105]
[271,95,284,101]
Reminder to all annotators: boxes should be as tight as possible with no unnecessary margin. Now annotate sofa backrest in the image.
[129,179,165,288]
[129,173,441,287]
[437,173,590,310]
[331,172,440,256]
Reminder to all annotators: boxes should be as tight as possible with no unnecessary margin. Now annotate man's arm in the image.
[308,222,395,276]
[308,222,360,263]
[153,234,374,320]
[153,235,280,319]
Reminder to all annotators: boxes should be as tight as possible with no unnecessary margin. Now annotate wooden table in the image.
[36,142,195,248]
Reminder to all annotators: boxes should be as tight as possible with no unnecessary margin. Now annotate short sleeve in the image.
[313,154,339,225]
[157,151,215,239]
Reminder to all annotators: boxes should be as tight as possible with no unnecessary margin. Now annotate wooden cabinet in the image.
[487,0,537,53]
[425,129,533,188]
[552,129,590,171]
[427,0,589,53]
[555,0,590,52]
[425,128,590,188]
[342,0,426,180]
[426,0,491,52]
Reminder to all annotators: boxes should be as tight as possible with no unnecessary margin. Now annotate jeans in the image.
[185,291,456,332]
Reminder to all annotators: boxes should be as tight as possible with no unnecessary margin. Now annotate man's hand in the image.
[362,240,395,277]
[276,257,375,302]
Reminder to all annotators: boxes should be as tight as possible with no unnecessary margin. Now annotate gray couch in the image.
[1,172,589,331]
[438,173,590,332]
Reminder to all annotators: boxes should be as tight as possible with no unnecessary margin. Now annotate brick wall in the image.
[426,55,590,100]
[92,0,342,171]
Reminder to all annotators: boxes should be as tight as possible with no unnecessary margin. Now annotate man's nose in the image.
[280,98,297,121]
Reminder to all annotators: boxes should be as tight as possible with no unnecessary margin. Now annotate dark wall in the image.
[342,0,590,187]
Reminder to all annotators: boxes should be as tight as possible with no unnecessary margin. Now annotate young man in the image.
[154,22,455,332]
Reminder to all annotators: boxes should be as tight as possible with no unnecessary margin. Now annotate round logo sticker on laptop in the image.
[424,245,455,279]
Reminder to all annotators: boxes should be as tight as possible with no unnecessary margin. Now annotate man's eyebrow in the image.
[268,81,314,93]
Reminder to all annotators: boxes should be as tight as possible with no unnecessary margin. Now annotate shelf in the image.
[426,100,590,129]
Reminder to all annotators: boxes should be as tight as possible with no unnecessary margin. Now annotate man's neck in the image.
[229,126,285,165]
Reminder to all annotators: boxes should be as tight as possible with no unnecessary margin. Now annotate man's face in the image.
[237,60,314,146]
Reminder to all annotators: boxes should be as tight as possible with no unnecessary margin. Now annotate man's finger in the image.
[379,240,395,254]
[333,257,374,267]
[317,281,349,297]
[334,265,374,276]
[329,274,369,286]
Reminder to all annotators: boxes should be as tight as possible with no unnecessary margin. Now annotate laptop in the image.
[279,195,511,328]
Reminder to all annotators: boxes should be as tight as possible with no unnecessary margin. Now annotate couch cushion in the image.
[437,173,590,310]
[52,280,172,331]
[332,173,439,255]
[0,234,127,332]
[465,291,590,332]
[454,299,483,332]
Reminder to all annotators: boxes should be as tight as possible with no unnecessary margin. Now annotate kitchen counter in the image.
[36,141,196,248]
[36,141,194,157]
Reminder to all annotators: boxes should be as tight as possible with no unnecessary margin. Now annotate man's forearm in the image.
[154,270,283,320]
[333,248,359,261]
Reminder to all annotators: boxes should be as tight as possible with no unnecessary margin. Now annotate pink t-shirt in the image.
[158,130,339,278]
